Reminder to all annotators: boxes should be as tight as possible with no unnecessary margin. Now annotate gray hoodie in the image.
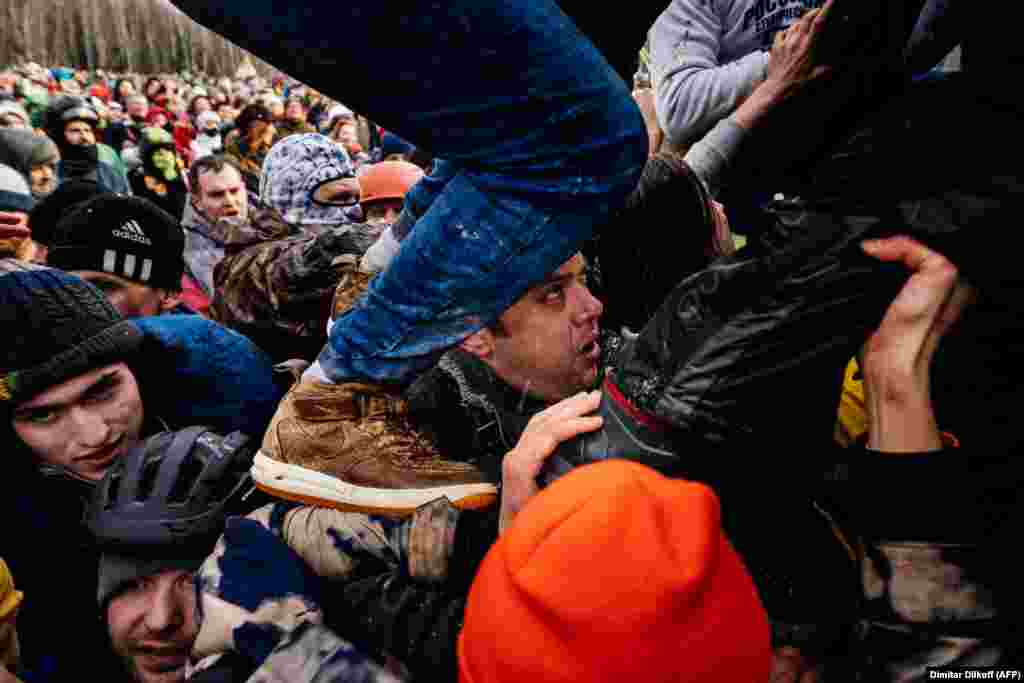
[648,0,820,147]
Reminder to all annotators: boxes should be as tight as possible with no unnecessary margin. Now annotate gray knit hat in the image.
[0,163,32,214]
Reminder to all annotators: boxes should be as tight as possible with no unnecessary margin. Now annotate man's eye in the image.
[325,192,358,206]
[544,286,565,302]
[18,409,59,425]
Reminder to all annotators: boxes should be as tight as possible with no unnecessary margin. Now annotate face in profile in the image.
[463,253,605,403]
[70,271,180,319]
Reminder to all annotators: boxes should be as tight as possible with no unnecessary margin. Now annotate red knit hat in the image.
[458,460,771,683]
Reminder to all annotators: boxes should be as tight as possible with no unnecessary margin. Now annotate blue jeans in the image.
[172,0,647,385]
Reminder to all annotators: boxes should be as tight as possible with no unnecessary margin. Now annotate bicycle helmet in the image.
[89,427,257,607]
[88,426,255,551]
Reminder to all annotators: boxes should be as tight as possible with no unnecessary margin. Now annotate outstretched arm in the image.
[859,235,972,452]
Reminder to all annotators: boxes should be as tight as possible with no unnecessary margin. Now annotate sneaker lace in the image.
[382,409,446,468]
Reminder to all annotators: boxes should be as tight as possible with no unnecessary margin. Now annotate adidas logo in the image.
[112,219,153,246]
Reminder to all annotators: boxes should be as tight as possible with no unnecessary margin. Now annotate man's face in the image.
[30,162,58,196]
[192,98,211,116]
[285,101,305,123]
[195,165,248,223]
[11,363,144,481]
[107,569,198,683]
[70,271,176,318]
[463,254,604,403]
[333,122,358,148]
[0,72,16,95]
[362,199,402,228]
[127,97,149,121]
[64,120,96,147]
[247,120,273,145]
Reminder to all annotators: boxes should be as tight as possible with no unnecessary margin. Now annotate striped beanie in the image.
[46,194,185,290]
[0,261,142,404]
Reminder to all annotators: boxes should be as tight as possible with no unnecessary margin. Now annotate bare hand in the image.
[765,0,834,95]
[499,391,603,532]
[861,235,973,385]
[860,236,973,452]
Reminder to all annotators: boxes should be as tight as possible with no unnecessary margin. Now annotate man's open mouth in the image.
[578,339,601,361]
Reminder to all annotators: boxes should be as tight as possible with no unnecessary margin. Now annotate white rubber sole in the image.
[251,452,498,514]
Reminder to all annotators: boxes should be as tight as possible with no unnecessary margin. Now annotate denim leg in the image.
[392,159,459,241]
[172,0,646,385]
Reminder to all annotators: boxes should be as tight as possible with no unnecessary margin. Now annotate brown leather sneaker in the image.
[253,380,498,515]
[331,268,375,322]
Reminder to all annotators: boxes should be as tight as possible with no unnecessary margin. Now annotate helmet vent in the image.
[168,453,204,504]
[138,455,163,501]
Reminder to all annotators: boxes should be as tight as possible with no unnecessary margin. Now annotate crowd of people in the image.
[1,0,1020,682]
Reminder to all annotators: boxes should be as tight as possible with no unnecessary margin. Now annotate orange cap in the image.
[358,161,424,208]
[458,460,771,683]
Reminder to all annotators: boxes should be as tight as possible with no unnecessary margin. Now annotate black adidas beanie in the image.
[47,194,185,291]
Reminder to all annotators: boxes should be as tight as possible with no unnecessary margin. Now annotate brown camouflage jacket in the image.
[210,205,376,363]
[835,446,1023,681]
[187,499,485,683]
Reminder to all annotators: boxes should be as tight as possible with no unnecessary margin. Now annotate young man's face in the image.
[333,122,358,148]
[362,199,402,227]
[11,363,144,481]
[64,120,96,147]
[30,161,58,196]
[285,101,305,123]
[194,165,248,223]
[127,97,149,121]
[462,253,604,403]
[107,569,198,683]
[192,98,211,116]
[70,271,179,318]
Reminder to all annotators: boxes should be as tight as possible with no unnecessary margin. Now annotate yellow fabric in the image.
[0,560,21,623]
[0,559,21,671]
[835,358,867,448]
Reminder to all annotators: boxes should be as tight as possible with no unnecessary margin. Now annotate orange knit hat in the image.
[458,460,771,683]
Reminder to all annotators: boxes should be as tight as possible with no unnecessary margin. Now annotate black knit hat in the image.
[235,103,273,134]
[0,261,143,405]
[28,179,108,247]
[47,194,185,291]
